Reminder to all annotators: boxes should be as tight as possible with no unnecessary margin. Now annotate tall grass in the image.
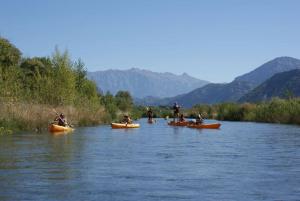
[187,98,300,125]
[0,101,106,132]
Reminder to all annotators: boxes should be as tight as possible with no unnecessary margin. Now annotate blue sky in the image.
[1,0,300,82]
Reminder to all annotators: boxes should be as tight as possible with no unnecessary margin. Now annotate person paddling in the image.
[54,113,68,127]
[179,114,186,122]
[195,113,203,124]
[172,102,180,122]
[147,107,154,122]
[121,115,132,124]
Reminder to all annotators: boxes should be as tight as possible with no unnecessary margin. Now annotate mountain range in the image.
[234,57,300,86]
[87,68,209,98]
[136,56,300,107]
[239,69,300,102]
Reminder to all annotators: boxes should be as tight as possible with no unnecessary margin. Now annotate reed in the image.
[0,101,106,132]
[187,98,300,125]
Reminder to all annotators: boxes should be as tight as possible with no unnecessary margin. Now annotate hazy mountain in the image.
[87,68,209,98]
[140,56,300,107]
[239,69,300,102]
[147,80,254,107]
[234,56,300,86]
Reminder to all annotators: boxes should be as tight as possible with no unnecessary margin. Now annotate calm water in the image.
[0,119,300,201]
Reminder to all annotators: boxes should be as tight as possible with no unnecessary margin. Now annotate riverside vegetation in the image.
[190,98,300,124]
[135,98,300,125]
[0,37,134,134]
[182,98,300,125]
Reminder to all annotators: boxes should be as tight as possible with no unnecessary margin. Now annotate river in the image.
[0,119,299,201]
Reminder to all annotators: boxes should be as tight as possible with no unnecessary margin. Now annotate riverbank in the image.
[133,98,300,126]
[0,101,107,134]
[187,98,300,125]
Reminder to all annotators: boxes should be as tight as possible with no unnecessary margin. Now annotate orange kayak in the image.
[111,123,140,129]
[168,121,189,126]
[187,123,221,129]
[49,124,74,132]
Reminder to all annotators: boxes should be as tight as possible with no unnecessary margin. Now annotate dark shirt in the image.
[55,116,66,126]
[173,105,180,113]
[147,110,153,118]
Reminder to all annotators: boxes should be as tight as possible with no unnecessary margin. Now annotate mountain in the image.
[140,57,300,107]
[87,68,209,98]
[147,80,254,107]
[234,56,300,86]
[239,69,300,102]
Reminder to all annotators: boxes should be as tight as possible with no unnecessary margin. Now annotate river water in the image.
[0,119,299,201]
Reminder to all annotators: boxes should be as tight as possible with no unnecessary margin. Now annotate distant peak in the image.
[270,56,300,62]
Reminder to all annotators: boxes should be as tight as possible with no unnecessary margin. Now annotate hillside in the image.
[139,57,300,107]
[147,80,254,107]
[87,68,209,98]
[239,69,300,102]
[234,56,300,86]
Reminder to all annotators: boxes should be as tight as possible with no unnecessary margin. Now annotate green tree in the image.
[115,91,133,112]
[20,58,49,99]
[50,48,76,105]
[74,58,87,92]
[101,92,118,121]
[0,37,21,67]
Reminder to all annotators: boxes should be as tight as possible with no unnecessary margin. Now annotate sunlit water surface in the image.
[0,119,300,201]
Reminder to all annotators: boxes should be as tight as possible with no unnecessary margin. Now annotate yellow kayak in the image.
[111,123,140,129]
[48,124,74,133]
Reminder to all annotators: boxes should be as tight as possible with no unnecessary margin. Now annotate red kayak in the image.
[168,121,189,126]
[187,123,221,129]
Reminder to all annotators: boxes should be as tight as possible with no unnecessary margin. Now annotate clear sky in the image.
[1,0,300,82]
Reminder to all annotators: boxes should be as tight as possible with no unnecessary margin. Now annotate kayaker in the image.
[54,113,67,127]
[147,107,153,121]
[195,113,203,124]
[172,102,180,122]
[122,115,132,124]
[179,114,185,122]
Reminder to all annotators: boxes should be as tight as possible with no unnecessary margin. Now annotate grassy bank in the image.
[0,102,106,133]
[187,98,300,125]
[132,98,300,125]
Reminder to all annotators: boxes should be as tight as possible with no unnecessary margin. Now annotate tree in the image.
[115,91,133,112]
[74,58,87,92]
[50,48,76,105]
[0,37,21,67]
[19,57,52,101]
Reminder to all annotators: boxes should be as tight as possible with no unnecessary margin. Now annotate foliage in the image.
[115,91,133,112]
[0,37,115,133]
[186,98,300,125]
[0,37,21,67]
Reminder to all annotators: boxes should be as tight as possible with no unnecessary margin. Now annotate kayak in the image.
[48,124,74,132]
[111,123,140,129]
[187,123,221,129]
[168,121,189,126]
